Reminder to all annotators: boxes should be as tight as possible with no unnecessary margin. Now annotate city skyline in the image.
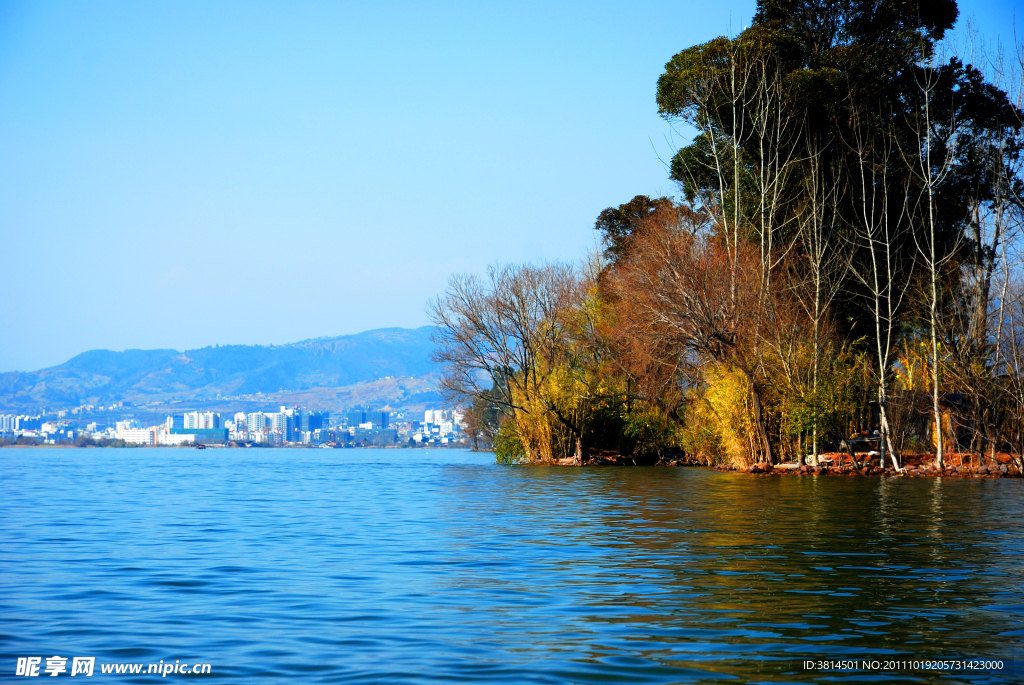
[0,404,464,447]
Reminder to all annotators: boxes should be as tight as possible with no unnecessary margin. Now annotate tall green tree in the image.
[654,0,1023,466]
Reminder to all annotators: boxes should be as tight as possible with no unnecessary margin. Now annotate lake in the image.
[1,448,1022,682]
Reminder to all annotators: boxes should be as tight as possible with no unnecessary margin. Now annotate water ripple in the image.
[1,449,1022,683]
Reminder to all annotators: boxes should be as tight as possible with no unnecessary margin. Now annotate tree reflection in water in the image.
[441,466,1024,682]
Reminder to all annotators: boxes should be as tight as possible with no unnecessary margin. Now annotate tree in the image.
[430,262,632,463]
[791,127,849,463]
[653,0,1024,469]
[594,196,682,264]
[930,43,1024,463]
[608,218,777,463]
[461,391,503,451]
[428,263,582,461]
[845,103,913,470]
[656,0,967,345]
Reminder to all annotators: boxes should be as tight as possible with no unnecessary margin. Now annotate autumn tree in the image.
[608,216,777,464]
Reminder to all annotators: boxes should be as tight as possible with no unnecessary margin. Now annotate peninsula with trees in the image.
[432,0,1024,477]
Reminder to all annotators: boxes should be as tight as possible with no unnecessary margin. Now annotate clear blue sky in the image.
[0,0,1018,372]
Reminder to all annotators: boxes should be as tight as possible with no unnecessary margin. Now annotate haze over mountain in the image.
[0,327,440,413]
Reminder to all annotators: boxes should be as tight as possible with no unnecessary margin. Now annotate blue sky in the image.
[0,0,1018,372]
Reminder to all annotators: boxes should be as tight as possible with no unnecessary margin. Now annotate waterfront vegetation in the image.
[0,435,134,448]
[432,0,1024,471]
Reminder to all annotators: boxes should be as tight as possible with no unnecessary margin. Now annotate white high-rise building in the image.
[184,411,221,429]
[247,412,266,432]
[235,412,247,429]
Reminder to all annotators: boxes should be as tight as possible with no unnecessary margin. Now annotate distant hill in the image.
[0,327,441,412]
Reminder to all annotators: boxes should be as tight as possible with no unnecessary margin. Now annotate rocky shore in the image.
[716,452,1022,478]
[553,451,1023,477]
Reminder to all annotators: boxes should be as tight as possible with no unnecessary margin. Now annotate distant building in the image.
[247,412,267,432]
[424,409,447,425]
[184,411,221,429]
[268,412,289,436]
[158,432,194,446]
[16,416,42,431]
[350,410,387,428]
[314,429,349,445]
[121,428,157,445]
[170,427,228,443]
[352,427,398,447]
[294,410,328,435]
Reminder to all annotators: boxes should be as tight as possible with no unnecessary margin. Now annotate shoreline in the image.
[6,444,1022,478]
[553,453,1024,478]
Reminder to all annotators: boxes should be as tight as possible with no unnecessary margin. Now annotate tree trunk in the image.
[931,321,944,469]
[748,375,774,464]
[878,395,900,470]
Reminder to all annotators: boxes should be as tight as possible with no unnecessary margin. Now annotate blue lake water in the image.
[1,448,1022,683]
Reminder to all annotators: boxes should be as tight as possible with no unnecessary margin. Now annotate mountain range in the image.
[0,327,442,413]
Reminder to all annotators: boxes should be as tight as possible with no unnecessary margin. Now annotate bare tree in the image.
[792,129,850,464]
[846,106,914,470]
[608,221,776,463]
[746,38,803,294]
[1000,278,1024,468]
[941,34,1024,464]
[428,263,582,462]
[657,34,804,465]
[904,53,964,469]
